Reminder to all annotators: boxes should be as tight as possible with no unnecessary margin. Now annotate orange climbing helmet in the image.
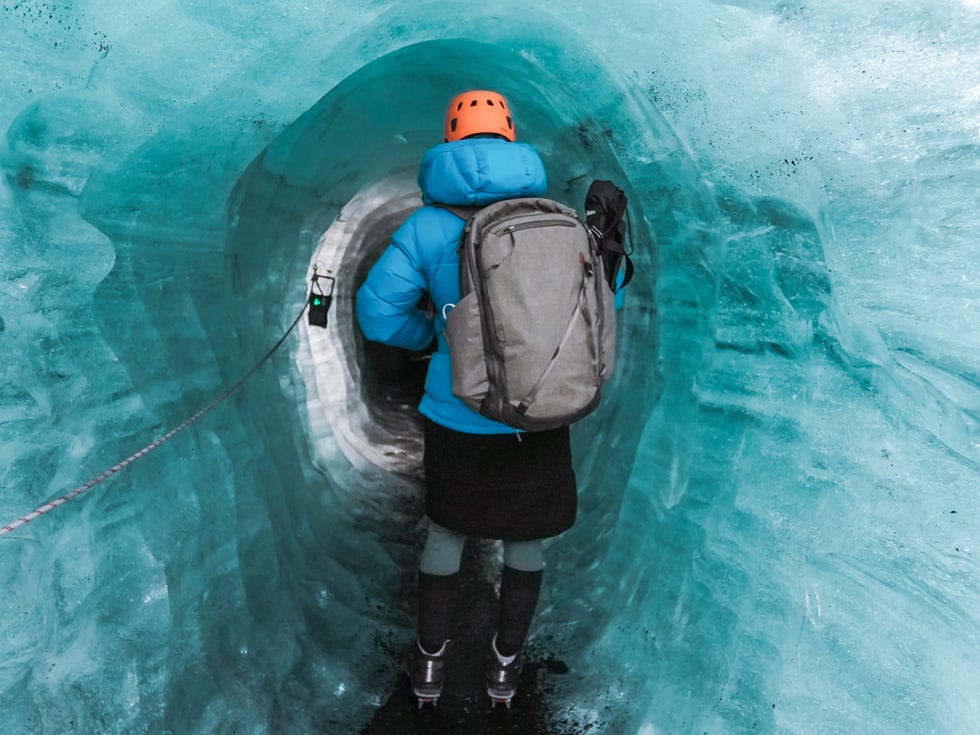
[444,90,516,142]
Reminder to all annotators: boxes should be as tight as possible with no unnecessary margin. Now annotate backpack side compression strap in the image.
[515,273,592,416]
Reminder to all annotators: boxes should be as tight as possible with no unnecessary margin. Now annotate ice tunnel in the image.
[1,1,978,733]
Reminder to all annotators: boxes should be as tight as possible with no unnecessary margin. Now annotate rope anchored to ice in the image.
[0,269,335,538]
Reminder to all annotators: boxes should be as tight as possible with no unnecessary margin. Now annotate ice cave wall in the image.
[1,1,978,733]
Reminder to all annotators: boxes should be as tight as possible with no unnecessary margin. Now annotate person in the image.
[355,89,578,707]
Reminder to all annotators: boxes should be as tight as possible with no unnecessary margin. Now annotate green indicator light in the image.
[313,297,322,306]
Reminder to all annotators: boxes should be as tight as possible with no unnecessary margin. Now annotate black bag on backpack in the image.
[585,180,633,292]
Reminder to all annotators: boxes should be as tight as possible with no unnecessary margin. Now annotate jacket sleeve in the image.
[356,216,436,351]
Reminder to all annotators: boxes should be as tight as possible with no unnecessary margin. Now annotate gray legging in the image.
[416,519,545,655]
[419,519,544,575]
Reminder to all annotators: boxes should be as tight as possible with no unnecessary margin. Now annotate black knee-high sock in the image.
[496,566,544,657]
[417,571,459,654]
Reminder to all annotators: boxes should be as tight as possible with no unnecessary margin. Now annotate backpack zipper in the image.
[490,218,577,237]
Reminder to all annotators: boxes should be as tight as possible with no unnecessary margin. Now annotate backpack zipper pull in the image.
[580,252,595,279]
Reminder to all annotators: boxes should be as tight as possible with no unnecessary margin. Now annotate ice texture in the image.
[1,1,978,733]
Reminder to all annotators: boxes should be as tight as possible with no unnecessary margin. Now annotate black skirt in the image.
[423,418,577,541]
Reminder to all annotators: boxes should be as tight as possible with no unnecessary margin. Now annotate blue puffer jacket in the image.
[356,137,548,434]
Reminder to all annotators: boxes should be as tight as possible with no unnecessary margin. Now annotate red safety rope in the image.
[0,304,307,538]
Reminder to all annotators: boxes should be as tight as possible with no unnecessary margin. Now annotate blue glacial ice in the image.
[1,1,978,732]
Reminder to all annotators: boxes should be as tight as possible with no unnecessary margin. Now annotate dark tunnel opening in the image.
[350,218,430,440]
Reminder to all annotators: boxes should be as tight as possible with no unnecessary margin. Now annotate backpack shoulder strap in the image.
[432,202,483,221]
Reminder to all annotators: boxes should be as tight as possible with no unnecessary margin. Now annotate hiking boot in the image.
[485,635,523,708]
[405,639,448,708]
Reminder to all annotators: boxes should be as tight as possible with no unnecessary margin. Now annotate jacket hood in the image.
[417,138,548,206]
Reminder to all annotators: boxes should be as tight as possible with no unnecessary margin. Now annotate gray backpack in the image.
[440,197,616,431]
